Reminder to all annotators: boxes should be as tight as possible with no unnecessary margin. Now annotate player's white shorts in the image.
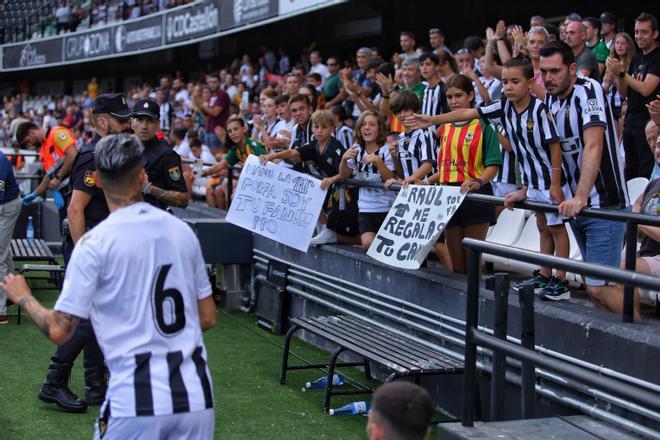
[93,408,214,440]
[526,185,572,226]
[491,181,518,198]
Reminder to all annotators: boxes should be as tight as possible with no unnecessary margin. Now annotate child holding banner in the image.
[201,116,267,209]
[407,58,572,298]
[415,74,502,273]
[386,91,452,270]
[337,110,397,250]
[260,109,360,246]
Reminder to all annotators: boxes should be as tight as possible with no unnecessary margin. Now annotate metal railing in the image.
[460,238,660,428]
[322,179,659,323]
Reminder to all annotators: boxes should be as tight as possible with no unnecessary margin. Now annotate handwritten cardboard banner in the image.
[367,185,466,269]
[226,155,327,252]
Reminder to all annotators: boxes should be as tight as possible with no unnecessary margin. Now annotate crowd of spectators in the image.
[2,10,659,319]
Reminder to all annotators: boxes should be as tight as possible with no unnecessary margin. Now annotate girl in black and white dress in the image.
[338,110,397,250]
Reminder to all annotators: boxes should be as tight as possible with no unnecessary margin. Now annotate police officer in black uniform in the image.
[37,94,131,413]
[130,98,188,209]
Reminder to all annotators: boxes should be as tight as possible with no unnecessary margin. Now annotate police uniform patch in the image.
[0,180,4,192]
[168,166,181,181]
[84,170,96,187]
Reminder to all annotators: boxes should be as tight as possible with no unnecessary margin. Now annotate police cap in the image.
[93,93,131,119]
[130,99,160,120]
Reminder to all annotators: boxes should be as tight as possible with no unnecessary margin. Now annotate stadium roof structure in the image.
[0,0,346,72]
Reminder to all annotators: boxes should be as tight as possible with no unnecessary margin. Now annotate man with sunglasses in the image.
[36,93,133,414]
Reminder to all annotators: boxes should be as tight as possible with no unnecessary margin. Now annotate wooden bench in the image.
[280,315,464,412]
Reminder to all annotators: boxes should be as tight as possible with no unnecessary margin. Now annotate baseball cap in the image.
[600,12,617,24]
[92,93,131,119]
[130,98,160,119]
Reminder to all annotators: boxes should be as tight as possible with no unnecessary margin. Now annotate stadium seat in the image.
[484,213,540,274]
[486,208,525,246]
[627,177,649,203]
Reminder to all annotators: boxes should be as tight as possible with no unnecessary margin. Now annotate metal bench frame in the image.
[9,239,64,324]
[280,315,464,412]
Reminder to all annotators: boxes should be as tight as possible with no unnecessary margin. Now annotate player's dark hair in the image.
[171,128,187,141]
[95,134,144,187]
[463,35,484,52]
[372,382,433,440]
[636,12,659,32]
[377,62,396,78]
[15,121,37,145]
[390,91,421,115]
[503,56,535,79]
[582,17,601,32]
[330,105,347,121]
[419,52,440,65]
[400,31,415,40]
[539,40,576,66]
[288,94,311,108]
[274,94,290,106]
[189,137,202,148]
[544,23,560,40]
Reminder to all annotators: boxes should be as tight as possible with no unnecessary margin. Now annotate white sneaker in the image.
[309,228,337,246]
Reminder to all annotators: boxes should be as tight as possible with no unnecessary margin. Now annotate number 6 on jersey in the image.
[152,264,186,335]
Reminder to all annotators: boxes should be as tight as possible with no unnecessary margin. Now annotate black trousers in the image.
[623,114,654,181]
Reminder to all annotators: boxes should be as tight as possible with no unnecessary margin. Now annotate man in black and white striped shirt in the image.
[541,40,630,313]
[2,135,217,438]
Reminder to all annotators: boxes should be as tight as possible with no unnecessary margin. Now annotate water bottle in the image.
[329,400,371,416]
[26,216,34,242]
[302,374,345,391]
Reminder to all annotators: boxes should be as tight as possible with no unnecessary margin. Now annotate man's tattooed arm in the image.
[147,185,189,208]
[18,296,80,344]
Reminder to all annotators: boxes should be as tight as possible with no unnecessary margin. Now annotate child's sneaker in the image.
[309,227,337,246]
[512,270,550,294]
[541,277,571,301]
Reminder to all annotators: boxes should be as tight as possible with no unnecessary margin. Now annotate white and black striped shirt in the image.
[55,203,214,417]
[422,82,448,116]
[474,77,503,107]
[397,128,436,180]
[289,119,314,150]
[478,97,560,190]
[349,144,397,212]
[491,123,517,185]
[545,77,628,208]
[334,125,354,150]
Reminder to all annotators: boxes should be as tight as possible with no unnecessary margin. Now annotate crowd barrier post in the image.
[489,273,510,421]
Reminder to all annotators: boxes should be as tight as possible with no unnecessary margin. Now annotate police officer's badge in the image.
[84,171,96,187]
[168,166,181,181]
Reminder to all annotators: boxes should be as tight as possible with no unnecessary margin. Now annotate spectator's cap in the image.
[92,93,131,119]
[600,12,617,24]
[130,98,160,119]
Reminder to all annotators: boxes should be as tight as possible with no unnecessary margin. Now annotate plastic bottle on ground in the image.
[302,373,345,391]
[329,400,371,415]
